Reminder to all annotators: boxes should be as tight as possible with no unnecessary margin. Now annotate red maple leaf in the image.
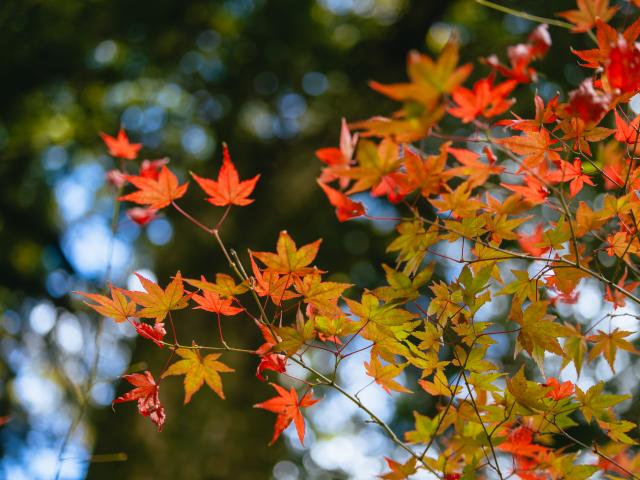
[518,224,550,257]
[100,128,142,160]
[566,78,611,125]
[254,320,287,381]
[191,143,260,207]
[139,158,170,180]
[119,166,189,210]
[317,180,365,222]
[497,94,558,132]
[316,118,358,188]
[126,207,158,226]
[546,158,594,196]
[132,321,166,347]
[449,76,517,123]
[614,110,640,144]
[254,383,319,445]
[485,25,551,83]
[543,377,574,400]
[112,371,166,431]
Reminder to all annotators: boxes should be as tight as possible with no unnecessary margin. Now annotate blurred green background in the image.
[0,0,618,479]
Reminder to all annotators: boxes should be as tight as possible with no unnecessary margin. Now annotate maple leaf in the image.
[190,143,260,207]
[254,320,287,381]
[124,272,190,323]
[184,274,248,298]
[447,146,504,189]
[429,182,484,218]
[614,110,640,144]
[256,353,287,381]
[252,231,322,278]
[192,290,243,316]
[293,272,351,315]
[501,175,549,205]
[448,76,517,123]
[561,323,587,375]
[364,354,412,394]
[316,118,358,188]
[557,0,618,32]
[75,286,136,323]
[339,138,410,203]
[546,158,595,196]
[317,181,365,222]
[119,166,188,210]
[112,371,165,431]
[100,128,142,160]
[511,301,571,370]
[485,25,551,83]
[496,129,561,168]
[568,78,612,125]
[254,383,319,445]
[162,348,234,403]
[576,381,630,423]
[139,158,169,180]
[518,224,550,257]
[587,328,639,372]
[249,253,298,305]
[126,207,158,226]
[598,419,638,445]
[380,457,417,480]
[352,42,470,141]
[132,321,166,347]
[499,94,558,133]
[605,231,639,258]
[418,369,461,397]
[605,269,640,308]
[499,425,549,459]
[543,377,574,400]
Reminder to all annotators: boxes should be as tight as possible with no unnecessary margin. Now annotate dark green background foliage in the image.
[0,0,595,478]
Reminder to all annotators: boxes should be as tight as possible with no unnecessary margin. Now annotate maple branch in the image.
[157,339,255,355]
[474,0,574,30]
[171,200,215,234]
[415,211,640,306]
[455,351,504,480]
[549,419,640,480]
[288,356,443,479]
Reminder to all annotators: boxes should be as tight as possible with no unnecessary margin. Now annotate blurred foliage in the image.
[0,0,612,479]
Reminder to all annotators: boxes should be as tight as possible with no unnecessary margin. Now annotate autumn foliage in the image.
[77,2,640,478]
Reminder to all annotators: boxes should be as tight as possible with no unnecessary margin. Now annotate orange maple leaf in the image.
[75,285,136,323]
[501,176,549,205]
[119,166,188,209]
[191,143,260,207]
[254,383,319,445]
[557,0,618,32]
[192,290,243,316]
[124,272,190,323]
[100,128,142,160]
[252,231,322,278]
[496,129,562,169]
